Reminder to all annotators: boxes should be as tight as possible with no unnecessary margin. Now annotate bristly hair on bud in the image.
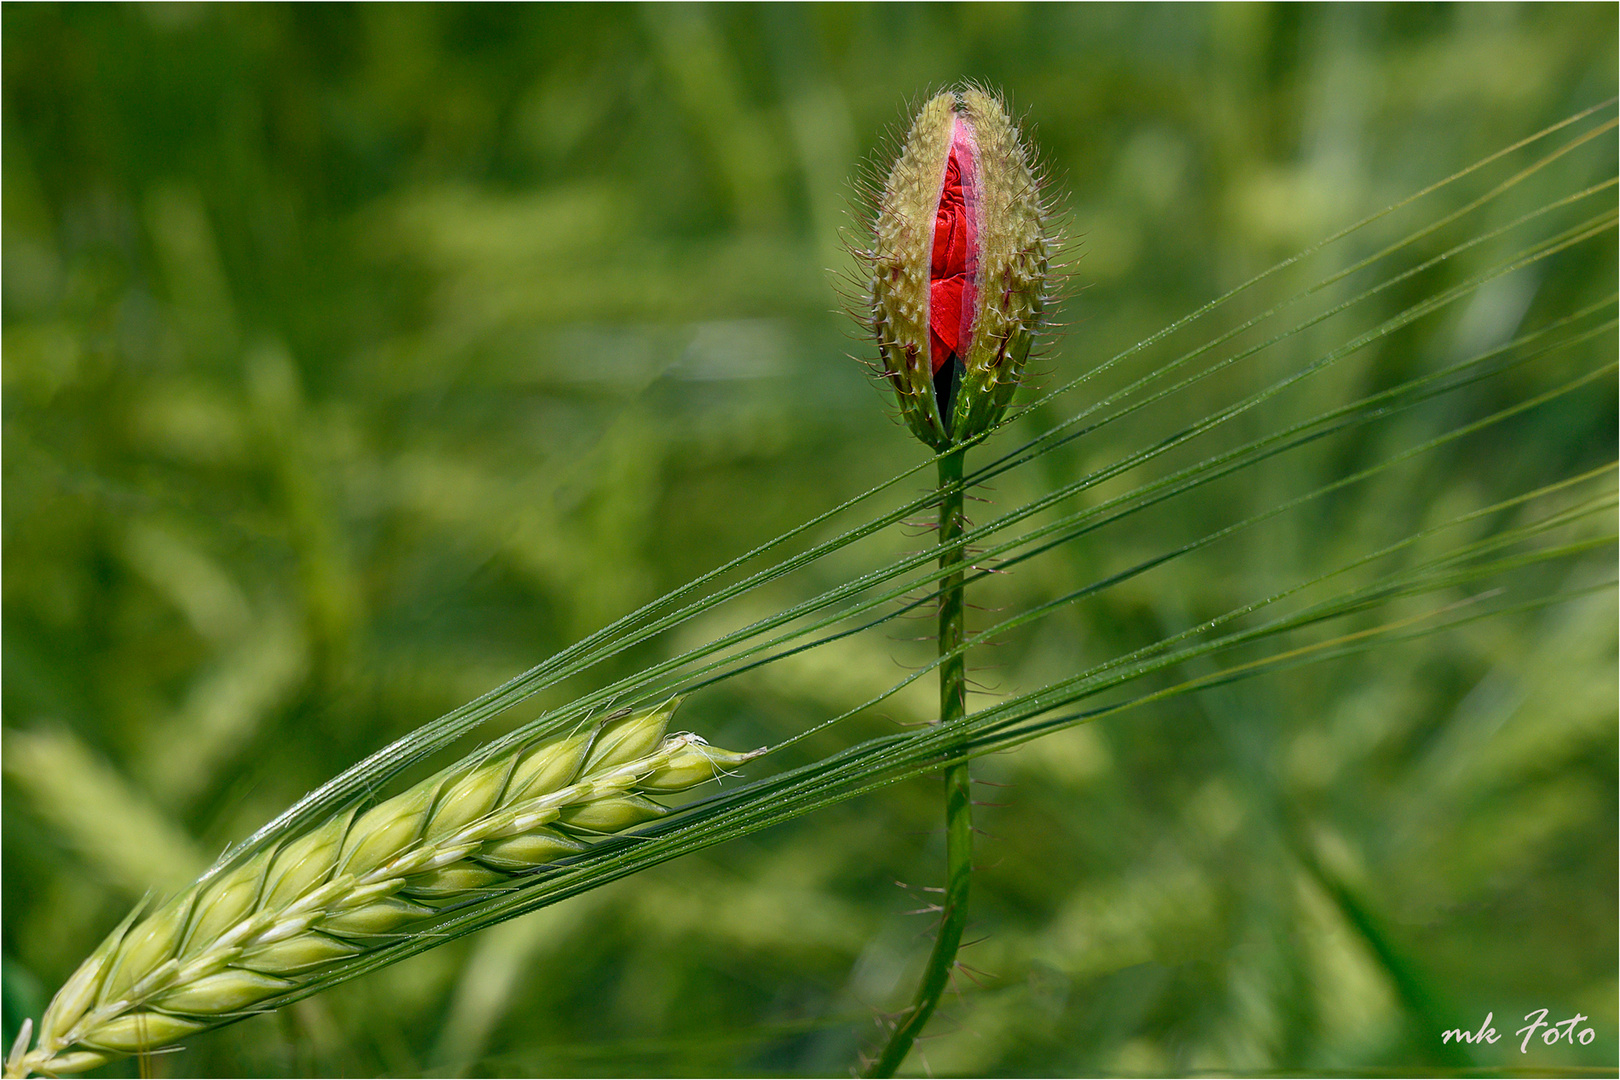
[857,84,1057,450]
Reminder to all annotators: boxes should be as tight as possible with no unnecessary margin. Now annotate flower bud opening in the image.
[930,115,980,432]
[865,85,1051,450]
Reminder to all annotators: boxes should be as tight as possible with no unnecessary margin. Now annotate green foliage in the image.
[4,5,1614,1077]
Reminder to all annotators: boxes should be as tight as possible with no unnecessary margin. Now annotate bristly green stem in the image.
[867,448,972,1078]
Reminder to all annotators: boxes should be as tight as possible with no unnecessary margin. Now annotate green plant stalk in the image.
[868,448,972,1078]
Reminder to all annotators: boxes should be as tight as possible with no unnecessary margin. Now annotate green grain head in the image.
[7,700,762,1078]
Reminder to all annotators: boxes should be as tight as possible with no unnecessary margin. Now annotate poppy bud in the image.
[867,86,1051,449]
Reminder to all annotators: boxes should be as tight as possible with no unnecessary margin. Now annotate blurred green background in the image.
[4,4,1615,1076]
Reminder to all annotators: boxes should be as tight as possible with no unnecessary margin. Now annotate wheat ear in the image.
[5,699,761,1079]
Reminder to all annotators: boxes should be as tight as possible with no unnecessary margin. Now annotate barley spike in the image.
[7,698,762,1078]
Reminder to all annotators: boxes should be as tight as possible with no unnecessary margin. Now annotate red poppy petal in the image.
[930,277,965,371]
[927,120,980,381]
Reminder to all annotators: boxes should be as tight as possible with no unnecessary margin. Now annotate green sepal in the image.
[870,92,956,450]
[943,87,1047,445]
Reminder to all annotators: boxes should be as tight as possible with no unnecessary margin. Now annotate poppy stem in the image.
[867,447,972,1078]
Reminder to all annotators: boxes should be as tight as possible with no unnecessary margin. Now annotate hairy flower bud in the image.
[867,86,1051,449]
